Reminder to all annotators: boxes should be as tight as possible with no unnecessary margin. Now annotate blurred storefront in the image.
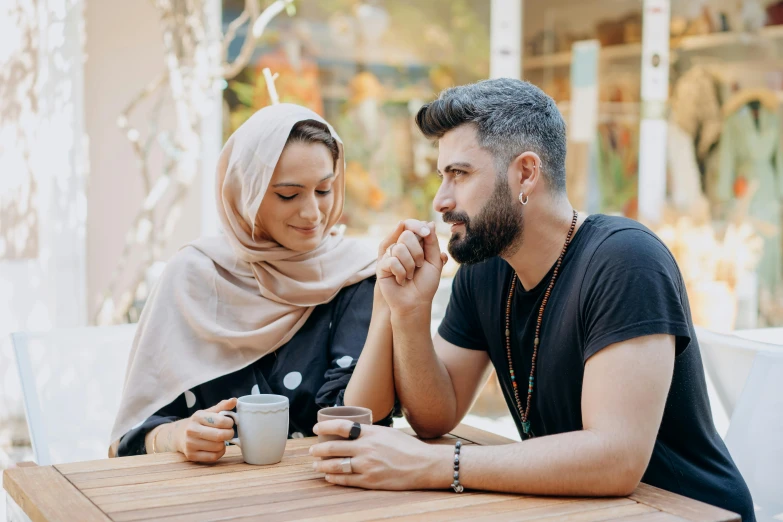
[221,0,491,235]
[518,0,783,329]
[218,0,783,330]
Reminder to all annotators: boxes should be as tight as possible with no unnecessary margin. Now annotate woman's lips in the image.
[290,224,319,235]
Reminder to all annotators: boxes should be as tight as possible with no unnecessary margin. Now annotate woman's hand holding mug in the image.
[171,398,237,463]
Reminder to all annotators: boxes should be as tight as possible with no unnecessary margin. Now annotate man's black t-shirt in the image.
[439,214,754,521]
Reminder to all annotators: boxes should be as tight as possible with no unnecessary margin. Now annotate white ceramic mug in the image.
[220,394,289,465]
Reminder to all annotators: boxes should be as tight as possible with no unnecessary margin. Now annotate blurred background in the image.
[2,0,783,513]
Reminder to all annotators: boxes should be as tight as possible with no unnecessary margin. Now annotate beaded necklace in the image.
[504,209,578,438]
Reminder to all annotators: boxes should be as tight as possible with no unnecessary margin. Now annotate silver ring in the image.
[340,457,352,474]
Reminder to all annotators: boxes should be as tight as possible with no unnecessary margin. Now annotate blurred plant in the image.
[654,181,765,331]
[96,0,294,325]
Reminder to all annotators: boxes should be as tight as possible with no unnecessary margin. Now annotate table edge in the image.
[3,466,110,522]
[630,483,741,522]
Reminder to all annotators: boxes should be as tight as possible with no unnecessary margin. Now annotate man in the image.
[311,78,754,520]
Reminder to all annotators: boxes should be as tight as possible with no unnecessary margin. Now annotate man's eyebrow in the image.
[436,162,473,174]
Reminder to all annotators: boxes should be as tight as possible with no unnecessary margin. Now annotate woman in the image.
[110,104,398,461]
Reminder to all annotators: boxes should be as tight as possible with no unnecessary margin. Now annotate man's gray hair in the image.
[415,78,567,193]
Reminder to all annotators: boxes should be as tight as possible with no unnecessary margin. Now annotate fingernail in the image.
[313,425,320,434]
[312,462,317,470]
[420,226,430,236]
[309,447,314,455]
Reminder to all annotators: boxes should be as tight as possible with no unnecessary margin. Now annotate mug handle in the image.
[219,411,241,447]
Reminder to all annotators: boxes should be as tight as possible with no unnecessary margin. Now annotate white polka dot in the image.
[184,390,196,408]
[291,432,304,439]
[251,384,260,395]
[336,356,353,368]
[283,371,302,390]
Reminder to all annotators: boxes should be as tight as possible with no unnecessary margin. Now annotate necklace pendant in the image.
[522,419,531,435]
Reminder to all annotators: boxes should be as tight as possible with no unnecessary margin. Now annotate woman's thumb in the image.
[206,397,237,413]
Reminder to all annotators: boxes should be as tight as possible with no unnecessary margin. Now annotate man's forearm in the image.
[391,308,458,438]
[427,430,645,497]
[343,287,396,421]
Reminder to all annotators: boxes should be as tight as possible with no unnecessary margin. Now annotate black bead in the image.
[453,471,459,480]
[454,455,460,464]
[455,440,462,449]
[454,464,459,470]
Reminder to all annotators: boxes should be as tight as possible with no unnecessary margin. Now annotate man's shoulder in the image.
[580,215,681,283]
[584,215,673,263]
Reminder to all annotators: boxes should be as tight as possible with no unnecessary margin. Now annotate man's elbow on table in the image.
[591,431,651,497]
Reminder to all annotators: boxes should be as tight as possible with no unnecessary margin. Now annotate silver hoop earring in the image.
[519,192,529,205]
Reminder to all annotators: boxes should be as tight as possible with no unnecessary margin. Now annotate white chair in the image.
[724,351,783,522]
[734,327,783,345]
[11,324,137,465]
[694,327,783,421]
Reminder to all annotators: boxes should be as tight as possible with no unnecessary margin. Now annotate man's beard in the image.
[443,177,524,265]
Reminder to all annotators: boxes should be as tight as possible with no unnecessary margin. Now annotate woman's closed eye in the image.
[275,189,332,201]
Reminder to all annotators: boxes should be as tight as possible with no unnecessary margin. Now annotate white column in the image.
[490,0,522,79]
[0,0,88,418]
[637,0,671,225]
[201,0,223,237]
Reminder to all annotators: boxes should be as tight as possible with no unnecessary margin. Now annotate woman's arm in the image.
[144,398,237,461]
[342,283,396,421]
[343,221,432,422]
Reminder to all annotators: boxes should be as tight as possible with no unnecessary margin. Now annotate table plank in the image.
[3,466,109,522]
[98,477,333,513]
[629,484,740,522]
[110,483,365,522]
[467,498,639,522]
[617,513,690,522]
[544,503,657,521]
[84,469,323,500]
[449,423,516,446]
[69,454,315,490]
[159,490,452,522]
[302,494,570,522]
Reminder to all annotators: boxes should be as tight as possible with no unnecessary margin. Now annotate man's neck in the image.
[503,199,585,291]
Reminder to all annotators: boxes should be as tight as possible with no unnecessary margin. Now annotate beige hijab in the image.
[109,104,377,454]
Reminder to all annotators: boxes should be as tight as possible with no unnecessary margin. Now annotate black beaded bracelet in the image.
[451,440,464,493]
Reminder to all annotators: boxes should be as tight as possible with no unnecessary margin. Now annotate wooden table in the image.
[4,425,739,522]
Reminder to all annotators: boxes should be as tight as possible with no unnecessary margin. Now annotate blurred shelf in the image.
[676,23,783,51]
[321,84,434,102]
[524,24,783,71]
[558,101,641,113]
[525,42,641,70]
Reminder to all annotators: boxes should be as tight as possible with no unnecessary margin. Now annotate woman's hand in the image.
[173,398,238,463]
